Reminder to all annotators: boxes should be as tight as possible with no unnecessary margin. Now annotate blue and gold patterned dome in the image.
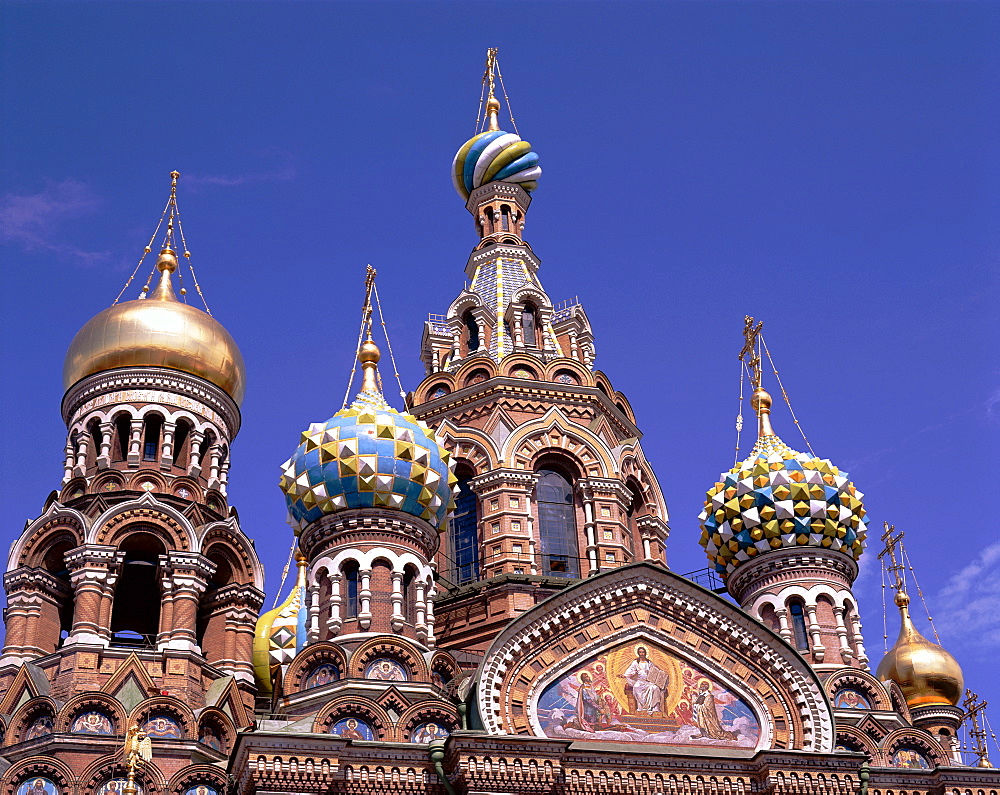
[452,97,541,200]
[279,341,456,532]
[698,388,869,578]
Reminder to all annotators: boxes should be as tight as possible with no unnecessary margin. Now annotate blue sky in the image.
[2,1,998,742]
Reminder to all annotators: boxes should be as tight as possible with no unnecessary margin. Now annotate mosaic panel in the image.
[365,658,408,681]
[410,722,450,743]
[833,688,871,710]
[17,779,57,795]
[536,640,760,748]
[330,717,374,741]
[71,711,113,734]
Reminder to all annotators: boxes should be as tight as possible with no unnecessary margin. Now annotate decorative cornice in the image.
[62,366,241,438]
[727,547,859,604]
[298,508,439,561]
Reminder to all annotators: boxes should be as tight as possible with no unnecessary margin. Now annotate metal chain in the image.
[901,545,941,643]
[113,191,172,305]
[495,55,520,136]
[171,190,212,315]
[760,335,816,455]
[734,359,746,467]
[372,283,407,400]
[271,542,296,609]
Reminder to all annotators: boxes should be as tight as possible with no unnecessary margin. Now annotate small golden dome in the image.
[876,595,964,708]
[63,252,246,404]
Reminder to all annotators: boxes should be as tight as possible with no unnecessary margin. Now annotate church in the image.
[1,53,997,795]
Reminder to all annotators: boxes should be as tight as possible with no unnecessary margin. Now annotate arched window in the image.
[142,415,162,462]
[342,561,359,618]
[173,420,192,469]
[484,207,496,235]
[114,415,131,461]
[521,303,539,348]
[41,539,74,645]
[89,421,103,465]
[536,468,580,578]
[789,600,809,650]
[463,310,480,353]
[451,467,480,584]
[500,204,511,232]
[110,530,165,646]
[402,565,417,624]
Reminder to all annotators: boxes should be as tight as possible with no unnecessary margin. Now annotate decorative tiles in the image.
[452,130,541,200]
[698,433,868,577]
[279,389,456,531]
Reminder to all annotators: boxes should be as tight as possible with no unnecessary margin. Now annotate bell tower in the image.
[410,51,670,657]
[1,173,264,713]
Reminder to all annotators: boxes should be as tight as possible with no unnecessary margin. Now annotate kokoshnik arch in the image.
[1,51,996,795]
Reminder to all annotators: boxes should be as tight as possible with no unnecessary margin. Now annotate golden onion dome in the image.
[876,591,964,708]
[63,249,246,405]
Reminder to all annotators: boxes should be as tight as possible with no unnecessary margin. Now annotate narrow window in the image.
[464,310,480,353]
[501,205,511,231]
[142,416,162,462]
[110,530,165,646]
[90,422,103,459]
[536,468,580,578]
[115,415,131,461]
[343,561,359,618]
[522,303,538,348]
[451,471,480,583]
[173,421,191,469]
[402,566,417,624]
[789,601,809,650]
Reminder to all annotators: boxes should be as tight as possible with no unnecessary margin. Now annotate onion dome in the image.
[877,591,964,707]
[452,96,541,200]
[698,387,869,578]
[63,247,246,404]
[252,550,308,696]
[279,339,456,532]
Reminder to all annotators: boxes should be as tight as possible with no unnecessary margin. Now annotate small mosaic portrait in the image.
[142,714,182,739]
[198,725,223,751]
[304,662,340,689]
[183,786,219,795]
[330,717,374,741]
[833,688,871,710]
[365,657,407,682]
[410,722,449,743]
[892,747,931,769]
[71,711,114,735]
[17,778,58,795]
[97,780,141,795]
[25,714,54,740]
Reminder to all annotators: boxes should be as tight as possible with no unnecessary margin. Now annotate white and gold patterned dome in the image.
[279,339,457,532]
[698,386,869,579]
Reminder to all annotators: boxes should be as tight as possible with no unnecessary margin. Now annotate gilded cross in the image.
[739,315,764,389]
[878,521,906,593]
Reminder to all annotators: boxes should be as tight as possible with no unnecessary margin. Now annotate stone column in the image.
[73,431,90,477]
[160,421,176,470]
[188,430,204,477]
[0,569,73,665]
[833,604,855,664]
[358,568,373,631]
[328,571,343,638]
[63,440,76,483]
[414,579,428,644]
[97,421,114,469]
[849,610,869,668]
[774,606,793,645]
[390,570,404,633]
[64,545,120,647]
[127,419,143,466]
[804,603,825,662]
[159,552,214,652]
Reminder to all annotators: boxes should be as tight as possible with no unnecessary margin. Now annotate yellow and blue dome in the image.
[452,99,541,200]
[698,388,868,578]
[279,342,456,532]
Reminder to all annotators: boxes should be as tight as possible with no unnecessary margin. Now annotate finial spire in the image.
[739,316,773,437]
[483,48,501,132]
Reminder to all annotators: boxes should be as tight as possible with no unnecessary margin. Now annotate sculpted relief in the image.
[536,640,760,748]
